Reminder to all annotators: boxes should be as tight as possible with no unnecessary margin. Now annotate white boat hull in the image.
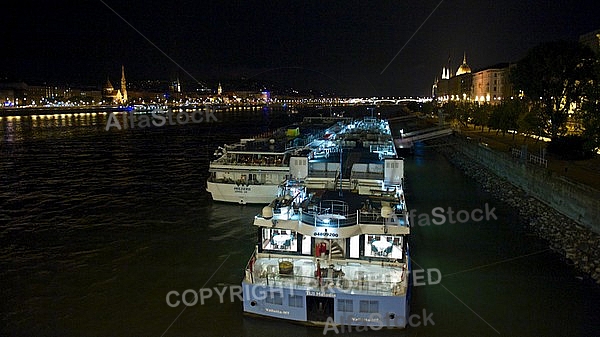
[242,281,409,328]
[207,182,279,204]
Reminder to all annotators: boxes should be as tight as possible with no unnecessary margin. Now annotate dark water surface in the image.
[1,108,599,337]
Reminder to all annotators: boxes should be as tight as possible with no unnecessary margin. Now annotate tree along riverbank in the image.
[427,135,600,284]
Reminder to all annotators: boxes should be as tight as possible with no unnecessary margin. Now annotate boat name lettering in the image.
[349,315,382,323]
[265,308,290,315]
[233,186,252,193]
[306,291,336,298]
[313,231,338,238]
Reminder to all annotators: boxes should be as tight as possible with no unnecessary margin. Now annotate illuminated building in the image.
[433,53,472,102]
[102,65,128,104]
[120,65,128,103]
[455,53,472,76]
[433,53,514,105]
[471,63,515,103]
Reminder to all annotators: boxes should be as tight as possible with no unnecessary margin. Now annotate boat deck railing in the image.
[307,170,339,178]
[244,254,408,297]
[301,199,354,227]
[211,156,288,167]
[300,211,358,228]
[369,144,396,157]
[350,171,384,180]
[262,191,408,227]
[265,207,407,227]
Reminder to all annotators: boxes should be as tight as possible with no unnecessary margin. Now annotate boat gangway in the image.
[394,126,453,150]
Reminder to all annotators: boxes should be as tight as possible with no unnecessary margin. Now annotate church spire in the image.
[120,65,128,103]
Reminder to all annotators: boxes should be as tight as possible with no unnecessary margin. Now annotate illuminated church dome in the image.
[456,53,471,76]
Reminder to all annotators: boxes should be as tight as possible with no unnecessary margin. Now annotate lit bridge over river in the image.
[343,97,432,105]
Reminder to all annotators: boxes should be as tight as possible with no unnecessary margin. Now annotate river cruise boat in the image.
[207,118,350,204]
[242,117,411,328]
[128,103,169,114]
[206,135,297,204]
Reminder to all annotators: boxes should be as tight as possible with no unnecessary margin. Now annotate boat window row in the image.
[215,153,289,166]
[263,293,305,308]
[209,172,287,185]
[259,228,404,260]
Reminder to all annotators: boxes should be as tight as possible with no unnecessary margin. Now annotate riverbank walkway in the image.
[456,124,600,191]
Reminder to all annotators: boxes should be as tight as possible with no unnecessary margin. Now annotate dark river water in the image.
[1,106,599,337]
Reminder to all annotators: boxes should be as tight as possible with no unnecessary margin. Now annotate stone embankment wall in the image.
[431,135,600,283]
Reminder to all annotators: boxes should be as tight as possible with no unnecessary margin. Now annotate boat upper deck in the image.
[210,122,336,167]
[255,184,409,239]
[253,117,409,235]
[211,137,304,168]
[246,253,408,297]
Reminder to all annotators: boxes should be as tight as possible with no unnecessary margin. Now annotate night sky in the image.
[3,0,599,96]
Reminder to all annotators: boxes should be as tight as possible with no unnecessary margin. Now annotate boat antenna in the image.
[338,143,343,197]
[367,106,374,118]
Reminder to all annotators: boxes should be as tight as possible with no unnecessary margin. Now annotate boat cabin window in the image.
[265,292,283,305]
[359,300,379,313]
[248,174,258,184]
[261,228,297,252]
[364,235,403,259]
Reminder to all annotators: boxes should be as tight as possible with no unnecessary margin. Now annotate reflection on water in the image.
[0,106,282,142]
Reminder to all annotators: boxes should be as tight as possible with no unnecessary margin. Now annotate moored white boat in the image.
[206,137,296,205]
[128,103,169,114]
[241,117,411,328]
[207,118,348,204]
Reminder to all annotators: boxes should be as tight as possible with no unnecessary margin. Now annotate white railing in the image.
[250,269,406,296]
[529,154,548,168]
[511,148,547,168]
[511,148,522,158]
